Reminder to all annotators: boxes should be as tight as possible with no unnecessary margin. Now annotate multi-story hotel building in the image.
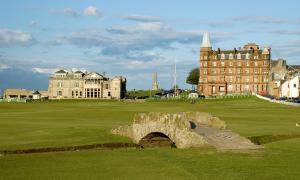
[48,70,126,99]
[198,32,271,96]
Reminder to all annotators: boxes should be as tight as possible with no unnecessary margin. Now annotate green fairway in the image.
[0,97,300,179]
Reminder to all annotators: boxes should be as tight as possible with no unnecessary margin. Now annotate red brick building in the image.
[198,32,271,96]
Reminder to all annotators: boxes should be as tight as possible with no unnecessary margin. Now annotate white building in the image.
[280,75,300,98]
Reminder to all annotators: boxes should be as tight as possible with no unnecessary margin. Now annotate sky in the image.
[0,0,300,93]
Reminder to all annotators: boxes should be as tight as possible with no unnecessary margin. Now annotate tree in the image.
[186,68,199,90]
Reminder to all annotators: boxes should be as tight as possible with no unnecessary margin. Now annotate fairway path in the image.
[193,123,261,150]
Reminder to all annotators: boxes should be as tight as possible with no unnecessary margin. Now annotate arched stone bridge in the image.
[112,112,260,150]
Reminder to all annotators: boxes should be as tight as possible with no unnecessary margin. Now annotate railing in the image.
[254,93,300,107]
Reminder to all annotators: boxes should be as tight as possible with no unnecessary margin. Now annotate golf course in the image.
[0,97,300,179]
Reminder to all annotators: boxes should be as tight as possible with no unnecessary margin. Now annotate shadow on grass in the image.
[0,143,143,156]
[249,134,300,145]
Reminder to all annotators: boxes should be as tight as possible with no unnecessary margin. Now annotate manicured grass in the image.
[0,97,300,179]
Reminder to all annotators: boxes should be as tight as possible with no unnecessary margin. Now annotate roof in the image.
[288,65,300,69]
[201,32,211,48]
[32,91,41,95]
[74,70,83,73]
[55,69,67,73]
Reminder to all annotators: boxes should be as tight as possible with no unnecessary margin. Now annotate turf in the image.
[0,97,300,179]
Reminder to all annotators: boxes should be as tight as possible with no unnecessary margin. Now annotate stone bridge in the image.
[112,112,260,150]
[112,112,226,149]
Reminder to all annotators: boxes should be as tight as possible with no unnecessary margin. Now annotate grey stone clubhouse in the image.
[3,69,127,100]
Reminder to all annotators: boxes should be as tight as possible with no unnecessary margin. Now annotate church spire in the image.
[201,32,212,48]
[152,72,159,91]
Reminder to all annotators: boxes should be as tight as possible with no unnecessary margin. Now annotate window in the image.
[229,53,234,60]
[212,69,217,74]
[203,70,207,74]
[254,76,258,82]
[72,91,74,97]
[57,90,62,96]
[254,62,258,67]
[203,62,207,67]
[238,62,242,67]
[246,61,250,67]
[237,53,241,59]
[108,92,111,96]
[228,68,233,74]
[263,76,269,82]
[220,69,225,74]
[237,77,241,83]
[74,82,79,87]
[245,53,250,59]
[229,76,233,83]
[246,77,250,83]
[212,61,217,67]
[219,86,225,92]
[237,69,241,74]
[245,69,250,74]
[105,84,109,89]
[221,61,225,67]
[228,85,233,92]
[294,84,297,88]
[254,69,258,74]
[229,61,233,66]
[57,82,62,88]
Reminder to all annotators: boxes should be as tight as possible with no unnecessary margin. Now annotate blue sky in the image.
[0,0,300,93]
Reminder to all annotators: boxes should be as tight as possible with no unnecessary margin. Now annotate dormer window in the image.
[229,53,234,60]
[245,53,250,59]
[237,53,241,59]
[221,53,225,60]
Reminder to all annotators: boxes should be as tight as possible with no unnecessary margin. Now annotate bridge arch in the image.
[131,112,208,148]
[139,132,175,147]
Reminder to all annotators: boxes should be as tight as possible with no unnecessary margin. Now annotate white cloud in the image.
[53,22,202,60]
[0,29,35,47]
[49,8,79,17]
[29,20,37,27]
[83,6,102,17]
[0,64,10,70]
[63,8,79,17]
[123,14,161,22]
[32,67,59,74]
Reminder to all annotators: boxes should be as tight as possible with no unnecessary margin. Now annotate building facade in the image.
[280,75,300,98]
[48,70,126,99]
[198,32,271,96]
[3,89,48,99]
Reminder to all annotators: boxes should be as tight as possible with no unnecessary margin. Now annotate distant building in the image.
[188,92,199,99]
[270,59,288,97]
[198,32,271,96]
[152,72,159,91]
[280,75,300,98]
[48,70,126,99]
[32,91,42,100]
[3,89,48,99]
